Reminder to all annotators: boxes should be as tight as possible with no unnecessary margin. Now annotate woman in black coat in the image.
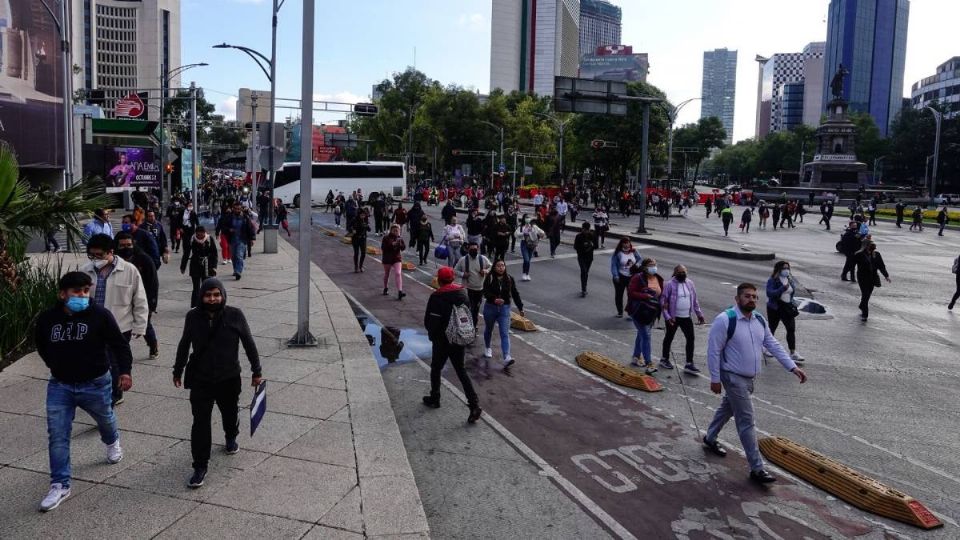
[180,226,219,307]
[854,241,891,322]
[349,210,371,273]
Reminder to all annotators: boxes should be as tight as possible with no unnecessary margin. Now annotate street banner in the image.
[104,147,160,192]
[181,149,194,191]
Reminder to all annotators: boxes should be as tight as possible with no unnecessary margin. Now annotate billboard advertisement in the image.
[104,147,159,192]
[0,0,65,168]
[579,53,649,83]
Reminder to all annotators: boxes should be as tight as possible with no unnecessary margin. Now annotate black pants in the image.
[594,228,607,247]
[950,273,960,308]
[549,236,561,256]
[613,274,631,316]
[352,241,366,270]
[858,281,875,319]
[766,307,796,351]
[661,317,695,364]
[108,331,132,403]
[429,340,477,408]
[467,289,484,328]
[172,228,182,251]
[190,274,206,307]
[409,228,418,251]
[46,230,60,251]
[896,214,903,227]
[509,231,516,252]
[841,255,857,281]
[722,219,732,235]
[493,243,507,261]
[189,377,241,470]
[823,217,831,230]
[374,213,384,234]
[577,255,592,292]
[418,239,430,264]
[868,213,877,225]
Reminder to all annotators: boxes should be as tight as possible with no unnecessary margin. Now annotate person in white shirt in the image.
[609,238,642,317]
[442,217,466,268]
[516,215,545,281]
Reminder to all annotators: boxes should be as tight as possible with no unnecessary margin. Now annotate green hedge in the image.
[0,257,63,371]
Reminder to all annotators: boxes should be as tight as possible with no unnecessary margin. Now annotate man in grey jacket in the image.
[453,240,491,328]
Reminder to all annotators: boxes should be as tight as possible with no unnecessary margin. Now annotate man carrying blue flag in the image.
[174,278,262,488]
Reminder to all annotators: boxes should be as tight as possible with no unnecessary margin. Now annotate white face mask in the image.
[93,259,109,270]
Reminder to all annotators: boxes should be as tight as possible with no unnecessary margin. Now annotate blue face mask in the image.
[121,223,132,232]
[65,296,90,313]
[780,269,790,278]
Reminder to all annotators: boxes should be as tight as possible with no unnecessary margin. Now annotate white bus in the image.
[272,161,407,206]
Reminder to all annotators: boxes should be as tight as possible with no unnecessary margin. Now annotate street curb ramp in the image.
[560,223,777,261]
[758,436,943,529]
[575,351,663,392]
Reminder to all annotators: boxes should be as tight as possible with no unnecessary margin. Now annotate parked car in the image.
[933,193,959,205]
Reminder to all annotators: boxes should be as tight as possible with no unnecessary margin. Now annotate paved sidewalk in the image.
[0,243,428,539]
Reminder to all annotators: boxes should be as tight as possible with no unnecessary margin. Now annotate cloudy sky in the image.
[181,0,956,142]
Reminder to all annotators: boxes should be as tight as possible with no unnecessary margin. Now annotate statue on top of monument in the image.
[830,64,849,99]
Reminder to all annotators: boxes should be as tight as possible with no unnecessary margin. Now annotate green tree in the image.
[849,112,890,176]
[671,116,727,182]
[164,89,217,146]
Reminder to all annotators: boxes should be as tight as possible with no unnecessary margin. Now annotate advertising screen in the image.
[104,147,160,192]
[0,0,65,168]
[579,54,649,82]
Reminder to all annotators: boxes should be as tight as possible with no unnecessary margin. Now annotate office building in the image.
[490,0,581,97]
[822,0,909,136]
[71,0,182,120]
[755,42,825,137]
[579,0,621,58]
[911,57,960,118]
[700,48,737,145]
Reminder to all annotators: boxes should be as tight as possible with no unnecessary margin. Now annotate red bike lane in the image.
[290,230,880,539]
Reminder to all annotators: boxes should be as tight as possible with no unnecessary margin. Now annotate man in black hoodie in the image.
[115,231,160,359]
[173,278,262,488]
[34,272,133,512]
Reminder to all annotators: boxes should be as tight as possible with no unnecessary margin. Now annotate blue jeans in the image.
[47,372,119,487]
[482,303,512,359]
[519,242,533,274]
[631,318,653,363]
[231,241,246,275]
[706,371,763,472]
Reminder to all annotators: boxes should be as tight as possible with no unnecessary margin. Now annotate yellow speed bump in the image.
[430,276,439,289]
[510,312,537,331]
[341,236,353,244]
[402,262,417,271]
[575,351,663,392]
[319,228,337,237]
[366,246,382,255]
[758,436,943,530]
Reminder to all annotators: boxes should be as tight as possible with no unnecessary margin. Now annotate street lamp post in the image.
[190,81,199,212]
[480,120,504,189]
[160,63,208,207]
[534,113,573,180]
[666,98,701,181]
[924,106,942,199]
[38,0,74,189]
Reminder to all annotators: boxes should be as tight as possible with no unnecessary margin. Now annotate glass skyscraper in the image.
[822,0,910,136]
[579,0,622,58]
[701,48,737,146]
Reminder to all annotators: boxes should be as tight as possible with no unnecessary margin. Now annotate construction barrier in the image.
[575,351,663,392]
[758,436,943,530]
[510,312,537,331]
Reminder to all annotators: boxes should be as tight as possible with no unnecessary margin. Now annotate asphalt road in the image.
[288,203,960,538]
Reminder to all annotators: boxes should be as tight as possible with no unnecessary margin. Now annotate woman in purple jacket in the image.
[659,265,706,373]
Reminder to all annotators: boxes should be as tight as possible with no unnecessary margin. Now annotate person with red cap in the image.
[422,266,482,423]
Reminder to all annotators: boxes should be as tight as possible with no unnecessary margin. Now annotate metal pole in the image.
[932,112,942,198]
[666,112,676,180]
[637,104,650,234]
[265,0,279,251]
[290,0,316,347]
[513,151,517,191]
[159,64,167,205]
[499,127,504,187]
[558,122,565,178]
[250,93,259,198]
[190,82,199,211]
[60,0,73,188]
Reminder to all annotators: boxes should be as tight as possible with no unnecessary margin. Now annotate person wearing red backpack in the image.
[422,266,482,424]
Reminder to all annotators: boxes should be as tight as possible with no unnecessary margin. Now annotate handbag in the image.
[778,299,800,317]
[434,243,449,260]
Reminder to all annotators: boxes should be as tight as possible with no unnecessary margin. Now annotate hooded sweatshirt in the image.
[173,278,261,388]
[423,283,469,343]
[35,302,132,383]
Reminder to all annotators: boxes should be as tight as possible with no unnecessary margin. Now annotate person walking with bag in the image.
[610,238,642,318]
[381,224,407,300]
[422,267,482,423]
[627,258,663,374]
[574,222,596,297]
[854,242,891,322]
[481,259,524,373]
[765,261,804,362]
[592,206,609,248]
[349,209,371,273]
[173,278,262,488]
[276,199,291,237]
[703,283,807,484]
[442,216,466,268]
[517,215,545,282]
[453,241,491,328]
[181,226,218,308]
[659,265,706,373]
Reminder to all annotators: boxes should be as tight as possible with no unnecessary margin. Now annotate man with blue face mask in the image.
[34,272,134,512]
[121,214,160,269]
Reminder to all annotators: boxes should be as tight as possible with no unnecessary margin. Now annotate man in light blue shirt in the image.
[82,209,114,244]
[703,283,807,484]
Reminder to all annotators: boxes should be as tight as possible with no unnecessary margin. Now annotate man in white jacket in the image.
[453,240,491,328]
[81,234,149,406]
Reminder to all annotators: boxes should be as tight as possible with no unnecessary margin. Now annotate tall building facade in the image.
[490,0,581,97]
[822,0,910,136]
[755,42,825,138]
[579,0,621,58]
[700,48,737,145]
[70,0,181,120]
[911,57,960,119]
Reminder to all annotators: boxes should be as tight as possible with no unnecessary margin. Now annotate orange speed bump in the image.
[401,262,416,271]
[758,436,942,530]
[510,312,537,331]
[575,351,663,392]
[366,246,382,255]
[430,276,439,289]
[341,236,353,244]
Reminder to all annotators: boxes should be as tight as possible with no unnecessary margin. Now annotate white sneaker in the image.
[790,352,805,362]
[106,438,123,464]
[483,348,493,358]
[39,483,71,512]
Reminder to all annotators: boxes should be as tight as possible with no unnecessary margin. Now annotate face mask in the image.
[780,269,790,278]
[648,266,658,275]
[65,296,89,313]
[187,206,193,211]
[469,249,478,256]
[93,259,109,270]
[676,273,687,282]
[121,223,132,232]
[117,247,134,259]
[202,301,223,312]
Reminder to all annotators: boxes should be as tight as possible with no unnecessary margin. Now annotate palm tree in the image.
[0,142,111,290]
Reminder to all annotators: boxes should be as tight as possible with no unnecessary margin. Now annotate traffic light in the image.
[451,149,461,156]
[353,103,379,117]
[591,139,603,149]
[165,163,174,174]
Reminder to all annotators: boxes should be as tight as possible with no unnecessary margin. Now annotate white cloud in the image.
[457,13,485,30]
[219,96,239,121]
[312,91,366,104]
